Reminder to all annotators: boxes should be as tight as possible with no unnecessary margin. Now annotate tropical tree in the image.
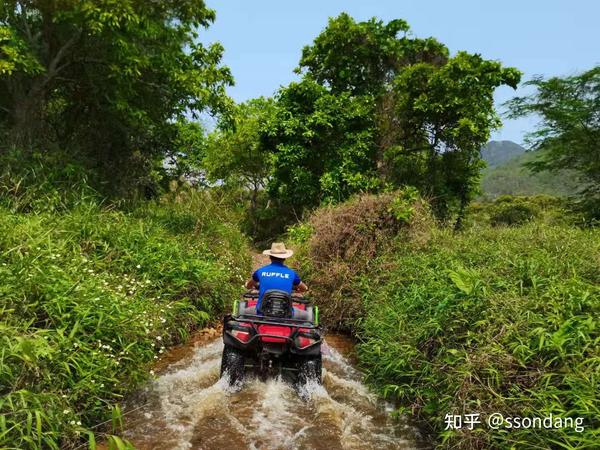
[0,0,232,197]
[204,98,276,236]
[386,52,521,221]
[507,66,600,218]
[273,13,521,223]
[264,79,378,216]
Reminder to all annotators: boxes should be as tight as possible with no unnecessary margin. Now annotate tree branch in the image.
[42,30,81,87]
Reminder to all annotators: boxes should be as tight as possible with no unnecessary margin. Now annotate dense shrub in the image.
[489,198,539,225]
[0,191,250,449]
[468,195,574,227]
[0,149,100,213]
[289,189,433,330]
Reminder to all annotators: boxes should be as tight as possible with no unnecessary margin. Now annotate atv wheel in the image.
[298,355,322,385]
[221,344,245,385]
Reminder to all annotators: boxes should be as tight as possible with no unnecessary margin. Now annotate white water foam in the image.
[125,336,422,450]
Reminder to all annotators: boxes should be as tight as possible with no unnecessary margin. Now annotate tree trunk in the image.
[7,79,46,149]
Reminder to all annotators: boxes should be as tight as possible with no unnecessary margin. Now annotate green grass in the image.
[0,192,250,449]
[292,192,599,449]
[357,224,599,449]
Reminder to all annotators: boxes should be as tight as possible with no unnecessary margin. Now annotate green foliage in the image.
[297,13,414,95]
[387,186,420,223]
[384,52,520,220]
[200,14,521,238]
[468,195,577,228]
[290,190,433,329]
[489,196,540,226]
[204,98,277,239]
[265,79,379,215]
[0,25,43,75]
[267,14,520,224]
[205,98,275,187]
[507,66,600,218]
[0,0,233,196]
[165,121,208,186]
[0,149,99,213]
[286,223,313,245]
[0,189,250,448]
[357,224,599,449]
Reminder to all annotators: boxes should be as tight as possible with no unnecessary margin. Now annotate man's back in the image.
[252,260,301,311]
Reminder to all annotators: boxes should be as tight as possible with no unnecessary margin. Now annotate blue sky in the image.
[201,0,599,144]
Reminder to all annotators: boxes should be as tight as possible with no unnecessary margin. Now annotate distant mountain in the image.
[479,141,580,198]
[481,140,527,168]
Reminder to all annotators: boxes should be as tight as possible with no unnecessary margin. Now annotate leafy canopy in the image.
[507,66,600,216]
[0,0,233,196]
[265,79,379,212]
[265,14,520,223]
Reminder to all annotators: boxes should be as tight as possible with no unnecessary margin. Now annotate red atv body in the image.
[221,291,322,386]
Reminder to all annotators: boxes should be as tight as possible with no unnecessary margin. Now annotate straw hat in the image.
[263,242,294,259]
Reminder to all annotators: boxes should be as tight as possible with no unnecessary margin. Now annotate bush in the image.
[0,149,100,213]
[489,199,539,225]
[468,195,575,227]
[289,189,433,329]
[0,190,250,449]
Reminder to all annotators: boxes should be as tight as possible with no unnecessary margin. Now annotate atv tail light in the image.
[230,329,251,343]
[296,336,317,349]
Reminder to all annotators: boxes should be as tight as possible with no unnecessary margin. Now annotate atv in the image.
[220,289,322,387]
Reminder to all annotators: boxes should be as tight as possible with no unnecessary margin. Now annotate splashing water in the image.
[121,335,428,450]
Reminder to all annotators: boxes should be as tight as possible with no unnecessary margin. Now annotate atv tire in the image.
[221,344,245,385]
[297,355,322,385]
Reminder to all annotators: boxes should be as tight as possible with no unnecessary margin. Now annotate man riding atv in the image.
[220,242,322,387]
[244,242,309,316]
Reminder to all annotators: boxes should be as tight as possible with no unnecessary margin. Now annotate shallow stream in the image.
[118,332,428,450]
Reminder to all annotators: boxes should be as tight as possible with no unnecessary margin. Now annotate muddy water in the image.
[120,333,428,450]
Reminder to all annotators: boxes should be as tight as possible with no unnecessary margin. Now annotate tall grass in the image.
[293,192,599,449]
[357,224,599,449]
[0,187,250,448]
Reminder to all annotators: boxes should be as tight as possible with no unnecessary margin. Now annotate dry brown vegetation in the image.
[293,190,433,329]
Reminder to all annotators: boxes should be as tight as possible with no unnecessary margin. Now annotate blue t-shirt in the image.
[252,261,301,313]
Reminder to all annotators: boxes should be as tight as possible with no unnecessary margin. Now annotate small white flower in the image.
[156,336,162,341]
[149,370,155,376]
[77,421,82,426]
[136,264,141,269]
[63,409,70,414]
[70,420,76,425]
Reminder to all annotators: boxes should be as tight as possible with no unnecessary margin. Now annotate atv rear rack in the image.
[228,314,320,329]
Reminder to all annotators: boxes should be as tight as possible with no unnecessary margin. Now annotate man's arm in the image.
[245,270,259,290]
[294,281,308,293]
[292,271,308,293]
[245,278,258,289]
